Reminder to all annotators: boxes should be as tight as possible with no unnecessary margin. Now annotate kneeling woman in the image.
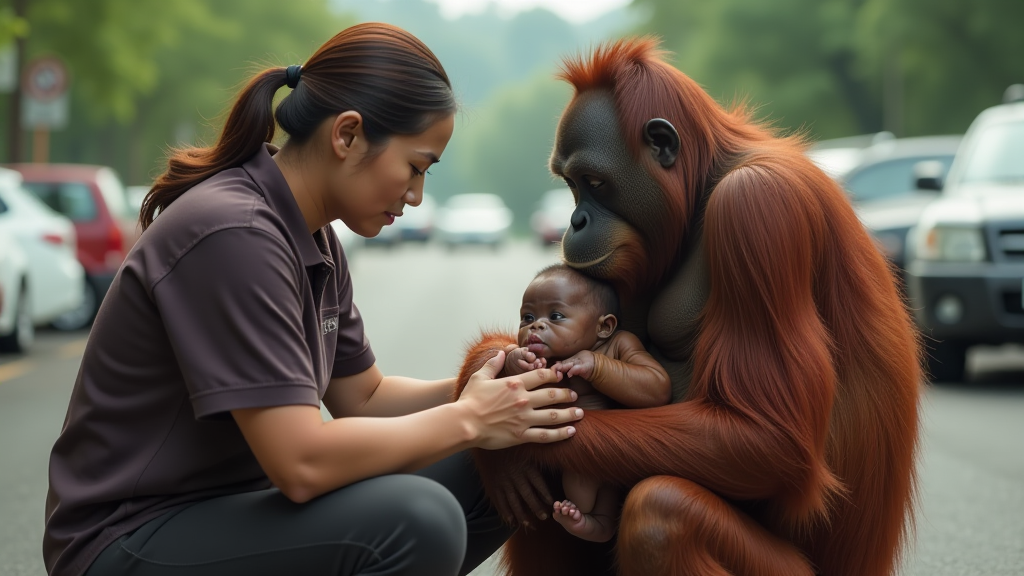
[44,23,581,576]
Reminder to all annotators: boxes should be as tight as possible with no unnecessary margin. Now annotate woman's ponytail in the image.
[141,68,288,229]
[141,23,456,230]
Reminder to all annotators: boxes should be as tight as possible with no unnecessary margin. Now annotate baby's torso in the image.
[559,335,623,411]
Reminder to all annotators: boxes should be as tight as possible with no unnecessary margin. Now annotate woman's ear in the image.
[330,111,364,160]
[597,314,618,338]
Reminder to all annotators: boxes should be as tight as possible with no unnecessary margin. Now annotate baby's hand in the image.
[505,347,547,376]
[552,351,596,380]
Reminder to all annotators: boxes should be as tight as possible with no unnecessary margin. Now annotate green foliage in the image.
[634,0,1024,138]
[2,0,351,183]
[0,6,28,46]
[445,73,572,231]
[856,0,1024,136]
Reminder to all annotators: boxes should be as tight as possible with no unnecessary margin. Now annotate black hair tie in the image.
[285,65,302,89]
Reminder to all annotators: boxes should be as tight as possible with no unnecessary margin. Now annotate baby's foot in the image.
[552,500,615,543]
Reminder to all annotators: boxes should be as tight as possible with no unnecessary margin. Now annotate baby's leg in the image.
[553,479,620,543]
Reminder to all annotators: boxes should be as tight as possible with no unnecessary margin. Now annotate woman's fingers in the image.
[471,350,506,381]
[519,425,577,443]
[524,407,583,428]
[526,385,577,408]
[515,367,561,390]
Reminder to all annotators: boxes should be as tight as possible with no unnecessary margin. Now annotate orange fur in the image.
[457,39,921,576]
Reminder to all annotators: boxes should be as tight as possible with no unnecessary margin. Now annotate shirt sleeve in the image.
[152,227,320,419]
[327,227,376,379]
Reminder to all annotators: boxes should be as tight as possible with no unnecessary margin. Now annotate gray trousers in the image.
[85,453,511,576]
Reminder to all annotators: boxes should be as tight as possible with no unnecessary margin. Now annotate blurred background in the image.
[0,0,1022,575]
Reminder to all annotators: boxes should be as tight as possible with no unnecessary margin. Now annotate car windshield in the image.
[21,181,97,221]
[845,156,954,202]
[959,120,1024,185]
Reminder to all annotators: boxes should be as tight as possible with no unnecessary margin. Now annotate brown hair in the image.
[141,23,456,229]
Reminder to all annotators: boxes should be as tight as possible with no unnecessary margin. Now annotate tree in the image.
[1,0,351,182]
[855,0,1024,136]
[453,72,572,231]
[631,0,1024,138]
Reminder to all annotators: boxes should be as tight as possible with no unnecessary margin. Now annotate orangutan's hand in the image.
[490,460,554,527]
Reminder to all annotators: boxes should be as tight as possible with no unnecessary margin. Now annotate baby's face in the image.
[517,274,602,361]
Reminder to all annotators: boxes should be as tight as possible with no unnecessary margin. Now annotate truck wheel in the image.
[926,340,969,383]
[0,281,33,353]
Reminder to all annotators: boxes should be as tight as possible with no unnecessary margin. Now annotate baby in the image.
[503,264,671,543]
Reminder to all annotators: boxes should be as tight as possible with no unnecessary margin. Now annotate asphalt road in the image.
[1,240,1022,576]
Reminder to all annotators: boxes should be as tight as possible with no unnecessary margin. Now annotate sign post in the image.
[21,56,69,163]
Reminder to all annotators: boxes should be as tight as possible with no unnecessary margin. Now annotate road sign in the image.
[21,56,69,130]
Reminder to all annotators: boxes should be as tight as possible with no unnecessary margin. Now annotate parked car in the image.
[393,192,437,242]
[904,96,1024,382]
[0,169,85,331]
[435,193,512,248]
[807,131,894,180]
[0,223,30,352]
[531,188,576,245]
[7,164,139,330]
[842,136,961,270]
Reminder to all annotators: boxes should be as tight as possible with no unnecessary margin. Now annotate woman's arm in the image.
[321,364,456,418]
[233,352,582,503]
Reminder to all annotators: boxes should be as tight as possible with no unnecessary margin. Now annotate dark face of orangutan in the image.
[549,90,680,296]
[517,273,615,361]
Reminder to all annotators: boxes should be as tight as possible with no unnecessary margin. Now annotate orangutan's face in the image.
[549,90,674,291]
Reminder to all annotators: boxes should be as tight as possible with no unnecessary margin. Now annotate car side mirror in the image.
[913,160,945,191]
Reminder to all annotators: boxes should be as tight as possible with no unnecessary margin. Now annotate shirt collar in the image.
[242,143,329,269]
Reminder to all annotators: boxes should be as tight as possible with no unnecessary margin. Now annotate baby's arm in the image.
[555,331,670,408]
[504,347,547,376]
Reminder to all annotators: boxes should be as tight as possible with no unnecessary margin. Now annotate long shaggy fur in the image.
[458,38,921,576]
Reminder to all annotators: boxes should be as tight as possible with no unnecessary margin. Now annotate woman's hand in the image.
[458,350,583,450]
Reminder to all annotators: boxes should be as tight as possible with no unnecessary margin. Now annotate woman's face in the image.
[328,114,454,238]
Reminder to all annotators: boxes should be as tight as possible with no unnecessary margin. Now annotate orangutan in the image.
[454,38,921,576]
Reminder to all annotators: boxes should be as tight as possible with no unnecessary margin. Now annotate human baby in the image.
[503,264,671,543]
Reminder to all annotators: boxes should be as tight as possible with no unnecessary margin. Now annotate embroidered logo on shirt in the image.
[322,315,339,335]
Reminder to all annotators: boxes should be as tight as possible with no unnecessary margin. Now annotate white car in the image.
[393,192,437,242]
[436,193,513,248]
[0,225,31,352]
[0,169,85,344]
[531,188,576,245]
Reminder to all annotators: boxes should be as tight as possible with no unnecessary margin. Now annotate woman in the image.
[43,23,582,576]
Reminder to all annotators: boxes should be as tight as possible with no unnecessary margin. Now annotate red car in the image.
[7,164,140,330]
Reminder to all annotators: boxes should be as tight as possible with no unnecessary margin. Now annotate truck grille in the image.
[1003,290,1024,315]
[996,229,1024,260]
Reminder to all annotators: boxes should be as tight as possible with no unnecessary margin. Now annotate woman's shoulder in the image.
[128,167,292,284]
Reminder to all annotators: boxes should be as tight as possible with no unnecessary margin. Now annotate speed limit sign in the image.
[21,56,69,129]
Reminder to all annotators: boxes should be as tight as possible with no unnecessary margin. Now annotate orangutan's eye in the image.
[563,177,577,189]
[550,312,565,321]
[584,176,605,189]
[522,314,536,324]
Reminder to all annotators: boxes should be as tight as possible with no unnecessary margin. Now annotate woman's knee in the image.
[319,474,468,576]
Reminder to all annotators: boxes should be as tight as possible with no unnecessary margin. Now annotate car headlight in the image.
[916,226,987,262]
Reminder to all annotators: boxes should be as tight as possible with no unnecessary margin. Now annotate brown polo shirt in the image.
[43,144,376,576]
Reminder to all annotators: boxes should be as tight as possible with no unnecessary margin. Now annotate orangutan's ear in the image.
[644,118,680,169]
